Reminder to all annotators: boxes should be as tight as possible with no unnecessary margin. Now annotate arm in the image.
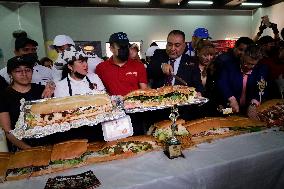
[41,81,55,98]
[138,63,148,89]
[253,22,267,42]
[0,112,31,150]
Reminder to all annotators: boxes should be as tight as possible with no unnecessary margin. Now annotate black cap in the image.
[108,32,129,46]
[15,37,38,50]
[7,54,36,74]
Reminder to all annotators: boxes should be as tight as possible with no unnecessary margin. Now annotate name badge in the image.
[102,115,133,141]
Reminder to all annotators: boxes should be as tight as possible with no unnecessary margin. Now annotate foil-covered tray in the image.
[124,97,209,113]
[11,96,126,139]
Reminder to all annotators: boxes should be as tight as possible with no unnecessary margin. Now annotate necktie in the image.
[240,74,248,106]
[165,59,175,86]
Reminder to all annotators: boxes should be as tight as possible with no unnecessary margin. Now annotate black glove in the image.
[257,22,267,36]
[270,23,279,34]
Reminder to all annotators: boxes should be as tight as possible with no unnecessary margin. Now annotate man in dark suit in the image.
[146,30,203,121]
[217,45,269,118]
[147,30,203,93]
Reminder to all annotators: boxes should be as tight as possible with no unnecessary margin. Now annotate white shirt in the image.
[87,56,103,74]
[170,55,182,85]
[0,65,53,85]
[32,64,53,85]
[54,73,105,97]
[0,67,9,83]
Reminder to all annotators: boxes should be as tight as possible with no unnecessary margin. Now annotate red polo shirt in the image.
[95,57,147,96]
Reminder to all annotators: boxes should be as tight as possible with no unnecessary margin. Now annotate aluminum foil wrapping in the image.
[11,96,126,140]
[124,97,209,113]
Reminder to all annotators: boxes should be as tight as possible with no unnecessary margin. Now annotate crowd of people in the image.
[0,20,283,152]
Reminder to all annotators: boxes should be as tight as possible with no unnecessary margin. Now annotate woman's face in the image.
[11,65,33,85]
[198,47,215,66]
[68,59,88,76]
[129,47,139,59]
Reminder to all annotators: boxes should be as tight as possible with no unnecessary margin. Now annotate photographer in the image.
[253,15,280,42]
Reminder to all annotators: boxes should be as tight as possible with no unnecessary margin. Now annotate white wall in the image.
[252,2,284,39]
[42,7,252,58]
[0,2,45,68]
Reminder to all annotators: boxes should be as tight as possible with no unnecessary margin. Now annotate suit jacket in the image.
[217,61,269,106]
[147,49,203,92]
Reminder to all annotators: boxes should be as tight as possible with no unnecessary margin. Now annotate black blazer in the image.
[147,49,203,92]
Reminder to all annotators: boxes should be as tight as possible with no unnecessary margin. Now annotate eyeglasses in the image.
[22,47,37,52]
[12,68,33,74]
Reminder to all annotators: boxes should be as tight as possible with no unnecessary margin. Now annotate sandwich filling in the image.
[98,141,157,156]
[26,104,112,127]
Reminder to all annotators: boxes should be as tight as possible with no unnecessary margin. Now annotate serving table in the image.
[1,128,284,189]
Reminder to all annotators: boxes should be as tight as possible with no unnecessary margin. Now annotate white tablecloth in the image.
[1,128,284,189]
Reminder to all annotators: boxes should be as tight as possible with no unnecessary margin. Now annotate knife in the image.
[172,74,188,86]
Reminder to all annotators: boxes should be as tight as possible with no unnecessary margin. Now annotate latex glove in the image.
[228,97,239,113]
[270,23,279,34]
[161,63,173,76]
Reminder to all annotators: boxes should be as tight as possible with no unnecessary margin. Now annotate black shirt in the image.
[0,75,8,93]
[0,83,44,129]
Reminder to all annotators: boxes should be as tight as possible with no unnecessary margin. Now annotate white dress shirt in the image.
[170,55,182,85]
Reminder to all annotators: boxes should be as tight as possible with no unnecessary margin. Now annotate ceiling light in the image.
[188,1,213,5]
[241,2,262,6]
[119,0,150,2]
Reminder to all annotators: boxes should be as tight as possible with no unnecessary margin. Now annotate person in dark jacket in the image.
[217,45,269,118]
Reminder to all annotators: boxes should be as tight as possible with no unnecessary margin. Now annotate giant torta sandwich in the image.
[25,94,113,127]
[147,119,194,148]
[124,85,197,109]
[48,139,88,173]
[257,99,284,126]
[0,152,11,182]
[5,147,52,181]
[183,116,267,144]
[84,136,161,164]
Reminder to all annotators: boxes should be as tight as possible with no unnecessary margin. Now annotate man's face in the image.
[241,55,258,73]
[56,44,70,53]
[262,42,275,55]
[15,44,37,56]
[233,43,248,58]
[166,34,186,59]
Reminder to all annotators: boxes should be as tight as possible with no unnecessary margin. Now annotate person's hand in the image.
[257,22,267,36]
[196,92,202,97]
[228,97,239,113]
[41,81,55,98]
[270,23,279,34]
[161,63,173,76]
[247,104,259,120]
